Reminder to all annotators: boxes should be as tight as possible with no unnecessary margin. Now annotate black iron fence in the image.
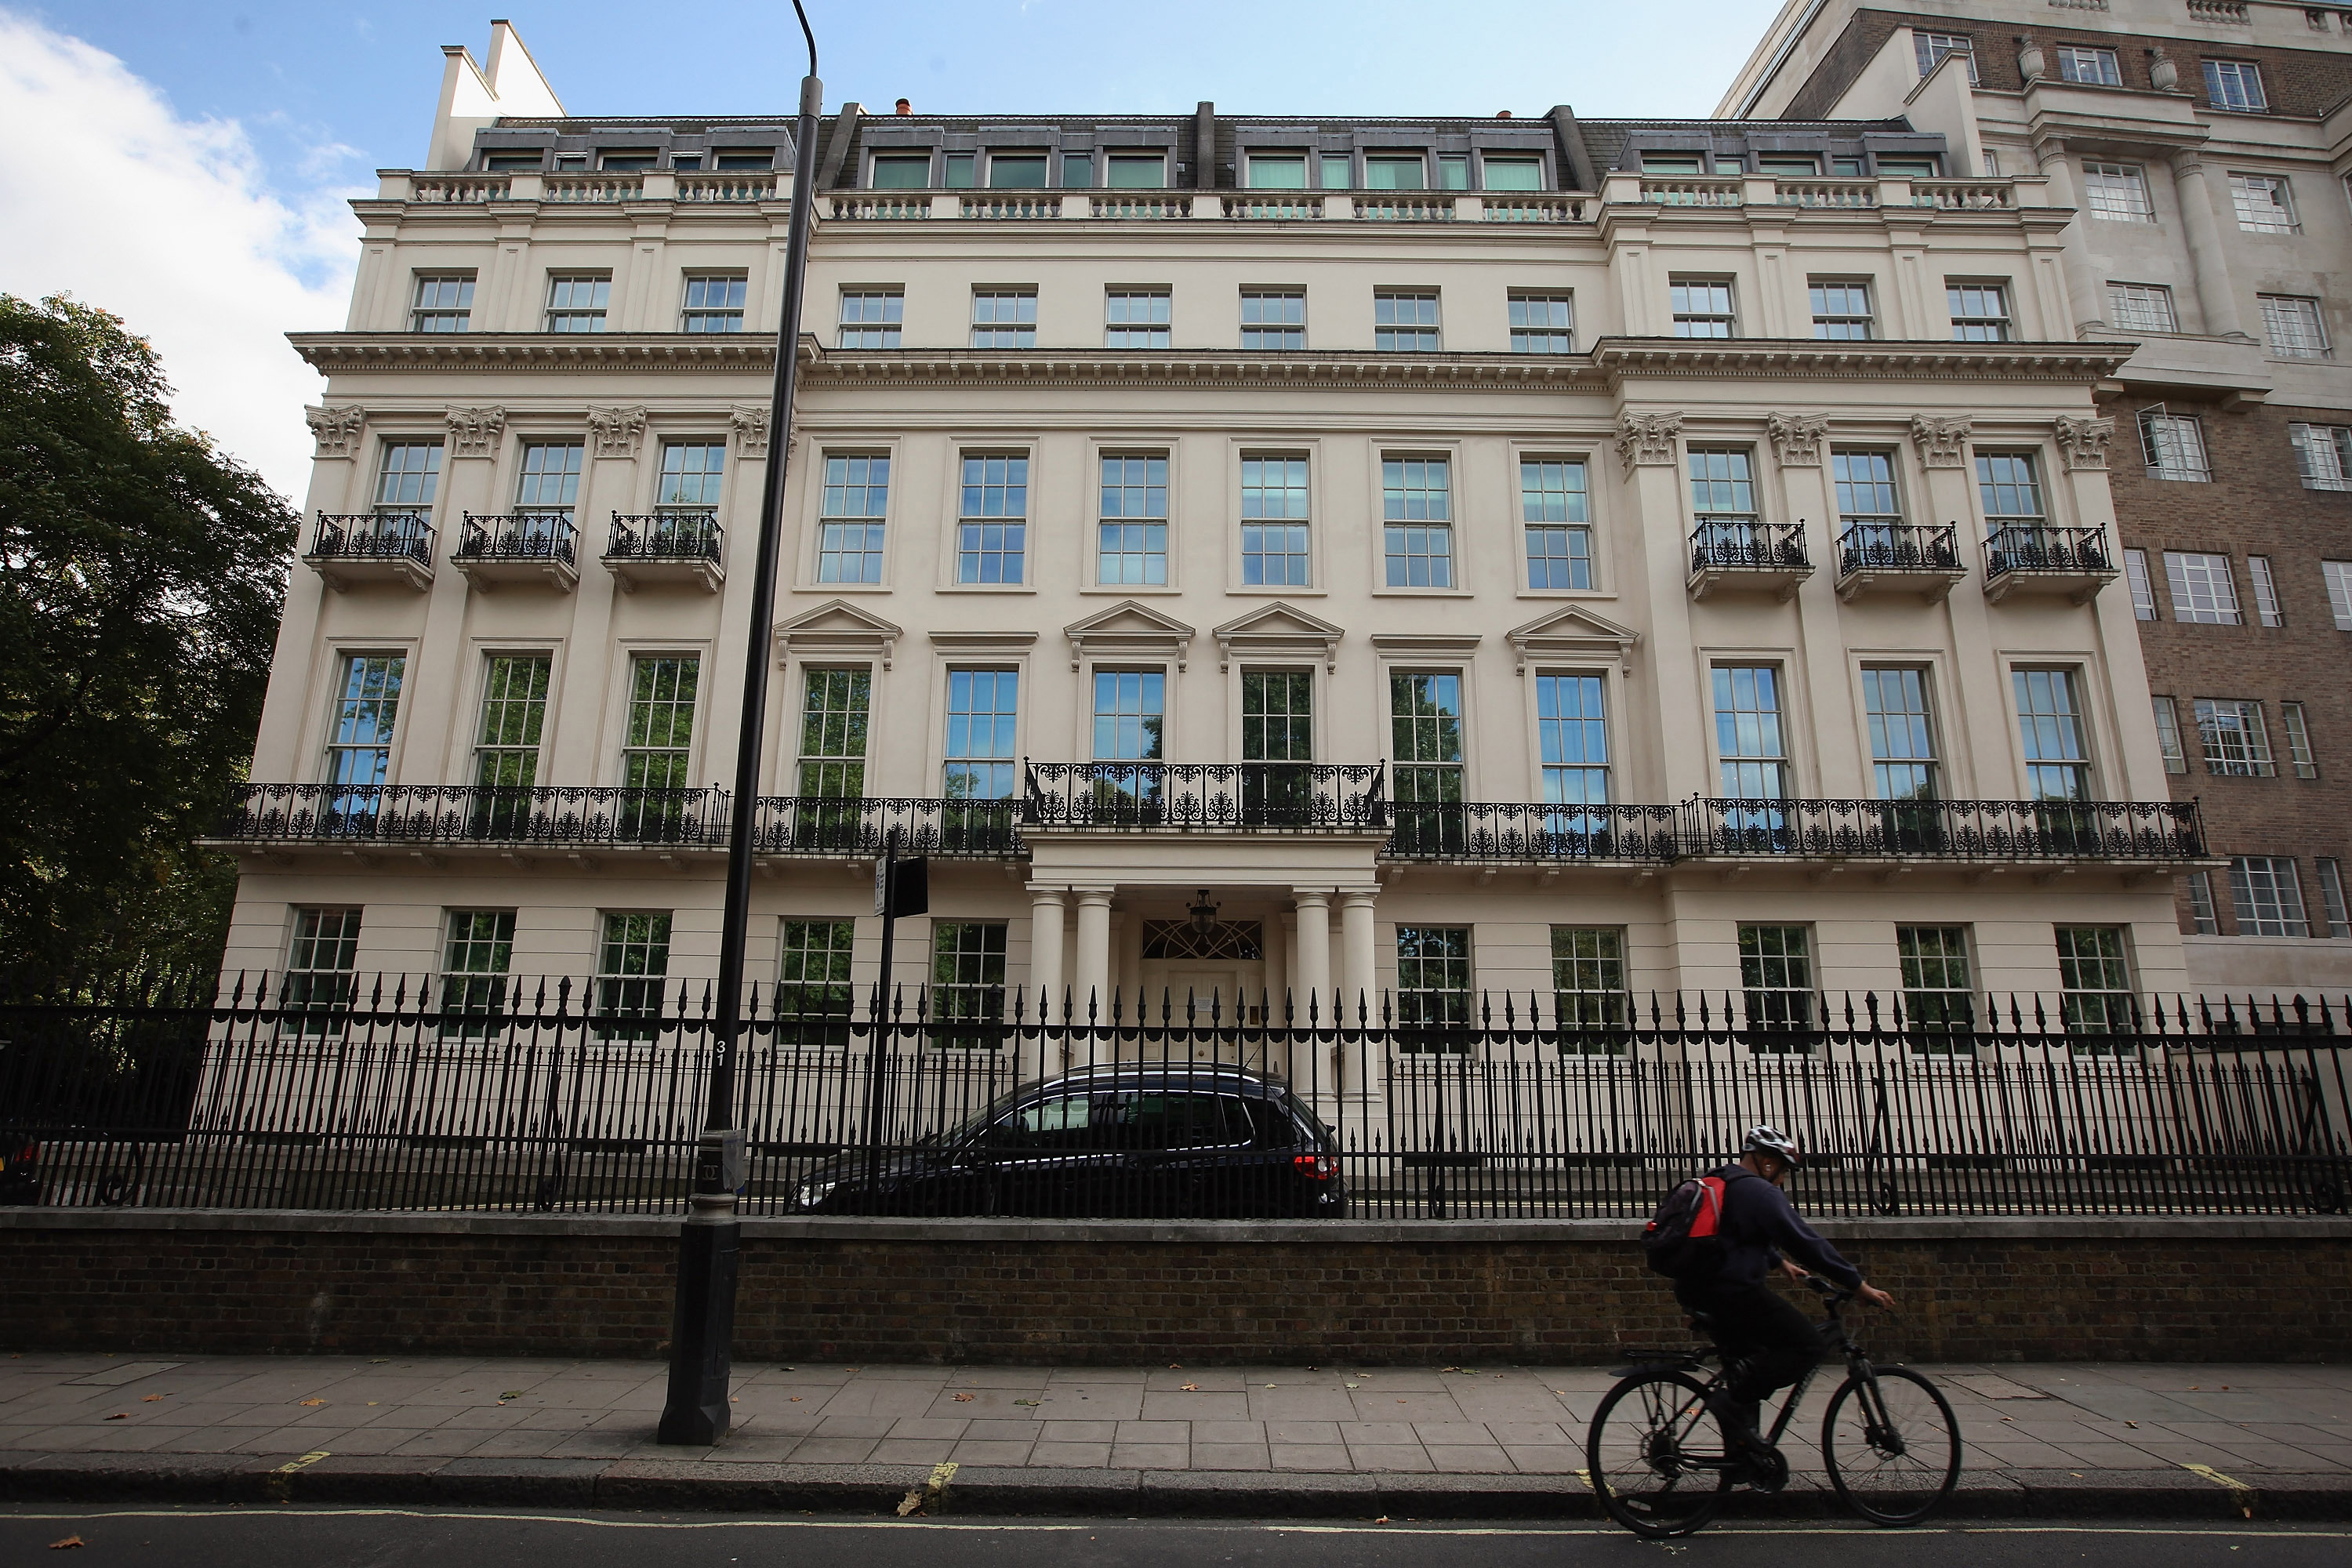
[307,512,434,564]
[1838,522,1961,575]
[215,786,2205,865]
[606,510,722,561]
[1984,524,2112,577]
[220,784,728,848]
[3,975,2344,1221]
[1690,520,1809,574]
[457,510,579,564]
[1023,763,1388,830]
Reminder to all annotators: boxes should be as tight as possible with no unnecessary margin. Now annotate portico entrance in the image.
[1138,914,1266,1024]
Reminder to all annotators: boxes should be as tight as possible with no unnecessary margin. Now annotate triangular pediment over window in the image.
[775,599,904,667]
[1063,601,1197,670]
[1211,602,1346,671]
[1506,604,1640,674]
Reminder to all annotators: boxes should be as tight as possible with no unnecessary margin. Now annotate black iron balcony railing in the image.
[457,510,579,564]
[606,510,722,562]
[1387,801,1682,862]
[1838,521,1962,575]
[220,784,727,848]
[308,512,434,563]
[1024,762,1388,830]
[1682,796,2206,862]
[1984,524,2111,577]
[1690,520,1809,574]
[751,795,1022,858]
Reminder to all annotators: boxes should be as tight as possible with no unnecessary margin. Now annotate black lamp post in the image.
[657,0,821,1446]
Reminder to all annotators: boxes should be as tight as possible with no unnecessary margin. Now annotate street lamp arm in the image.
[792,0,817,75]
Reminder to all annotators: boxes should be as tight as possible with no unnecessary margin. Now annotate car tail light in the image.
[1293,1152,1337,1181]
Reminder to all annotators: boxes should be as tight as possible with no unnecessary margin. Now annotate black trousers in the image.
[1674,1280,1821,1404]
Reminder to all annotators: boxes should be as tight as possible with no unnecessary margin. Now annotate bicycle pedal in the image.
[1742,1446,1789,1495]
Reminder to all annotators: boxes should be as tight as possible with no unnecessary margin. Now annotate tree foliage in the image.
[0,293,295,986]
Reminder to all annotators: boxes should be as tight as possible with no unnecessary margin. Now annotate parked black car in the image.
[789,1066,1345,1218]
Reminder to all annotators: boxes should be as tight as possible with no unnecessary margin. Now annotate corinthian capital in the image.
[1614,411,1684,474]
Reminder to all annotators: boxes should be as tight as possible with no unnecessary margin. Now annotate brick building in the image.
[1720,0,2352,996]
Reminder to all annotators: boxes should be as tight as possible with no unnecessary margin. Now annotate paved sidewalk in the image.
[2,1352,2348,1518]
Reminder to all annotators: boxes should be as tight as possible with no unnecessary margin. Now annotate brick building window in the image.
[2194,698,2274,776]
[2140,411,2209,481]
[1914,32,1977,83]
[2248,554,2284,626]
[2056,46,2120,85]
[2281,702,2318,779]
[2164,551,2241,623]
[2204,60,2267,112]
[2124,549,2158,619]
[2318,860,2350,938]
[2151,695,2187,775]
[2291,424,2352,491]
[2229,858,2308,938]
[2187,872,2220,935]
[2327,561,2352,628]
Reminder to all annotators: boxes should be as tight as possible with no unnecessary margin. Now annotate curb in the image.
[5,1454,2351,1519]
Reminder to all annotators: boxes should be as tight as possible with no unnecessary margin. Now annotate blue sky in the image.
[0,2,1784,496]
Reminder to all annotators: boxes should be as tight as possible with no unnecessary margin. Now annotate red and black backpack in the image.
[1641,1171,1753,1281]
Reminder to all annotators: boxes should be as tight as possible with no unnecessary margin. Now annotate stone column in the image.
[401,406,506,782]
[1338,889,1380,1025]
[2169,152,2245,339]
[1073,889,1114,1018]
[1291,890,1333,1022]
[1259,909,1287,1022]
[2031,138,2100,332]
[1028,888,1067,1021]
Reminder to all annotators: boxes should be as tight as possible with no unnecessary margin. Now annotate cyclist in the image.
[1680,1126,1894,1455]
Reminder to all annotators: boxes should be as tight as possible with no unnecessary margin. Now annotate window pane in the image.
[1098,454,1168,585]
[1240,456,1311,585]
[1382,457,1453,586]
[1484,155,1541,191]
[957,455,1029,583]
[1862,668,1936,800]
[1738,924,1814,1040]
[796,668,871,797]
[819,453,889,583]
[1091,670,1164,762]
[944,670,1019,799]
[2163,552,2240,623]
[1247,154,1307,191]
[1242,671,1313,763]
[1522,459,1591,588]
[1712,666,1786,797]
[473,653,550,791]
[2014,670,2089,800]
[622,655,699,793]
[1537,673,1609,805]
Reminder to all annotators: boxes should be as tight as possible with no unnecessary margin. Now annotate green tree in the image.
[0,294,294,989]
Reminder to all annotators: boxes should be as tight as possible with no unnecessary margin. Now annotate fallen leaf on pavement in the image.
[896,1489,924,1516]
[1373,1516,1389,1525]
[143,1395,165,1402]
[49,1535,84,1549]
[953,1392,975,1403]
[500,1391,524,1401]
[299,1399,325,1407]
[790,1396,803,1403]
[1014,1399,1040,1406]
[1167,1363,1181,1370]
[103,1414,126,1421]
[1180,1384,1200,1392]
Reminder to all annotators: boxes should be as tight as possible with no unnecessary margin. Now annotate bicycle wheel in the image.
[1821,1365,1962,1526]
[1586,1370,1733,1538]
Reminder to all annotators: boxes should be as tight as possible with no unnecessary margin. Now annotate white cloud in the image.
[0,9,362,501]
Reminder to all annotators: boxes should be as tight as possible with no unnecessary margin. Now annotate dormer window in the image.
[714,149,775,170]
[872,152,931,189]
[483,151,543,172]
[1106,153,1167,189]
[1365,154,1425,191]
[600,150,659,171]
[1758,155,1820,176]
[987,153,1049,189]
[555,154,587,170]
[1639,153,1704,175]
[670,155,702,170]
[1247,153,1308,190]
[943,152,976,188]
[1482,154,1541,191]
[1436,154,1468,191]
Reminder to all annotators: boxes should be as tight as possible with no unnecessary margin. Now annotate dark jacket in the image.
[1695,1162,1863,1292]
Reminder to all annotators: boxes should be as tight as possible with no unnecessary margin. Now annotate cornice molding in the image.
[288,333,2132,390]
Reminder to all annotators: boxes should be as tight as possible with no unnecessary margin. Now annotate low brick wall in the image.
[4,1211,2347,1364]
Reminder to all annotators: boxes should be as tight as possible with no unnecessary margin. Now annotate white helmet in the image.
[1742,1124,1804,1168]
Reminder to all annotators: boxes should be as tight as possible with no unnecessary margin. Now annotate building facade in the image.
[219,20,2218,1052]
[1719,0,2352,993]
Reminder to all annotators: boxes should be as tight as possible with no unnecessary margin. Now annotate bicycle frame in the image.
[1642,1280,1874,1474]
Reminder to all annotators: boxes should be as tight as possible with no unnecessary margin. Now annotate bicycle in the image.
[1584,1275,1961,1537]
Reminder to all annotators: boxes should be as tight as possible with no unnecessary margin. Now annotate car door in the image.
[1119,1091,1254,1216]
[974,1091,1121,1216]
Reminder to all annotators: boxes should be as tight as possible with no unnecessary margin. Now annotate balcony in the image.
[1023,762,1388,832]
[604,511,723,593]
[1688,520,1812,600]
[1835,522,1966,602]
[456,511,579,592]
[1681,797,2207,863]
[303,512,434,592]
[751,796,1022,858]
[1982,524,2117,604]
[1386,802,1681,863]
[216,784,728,851]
